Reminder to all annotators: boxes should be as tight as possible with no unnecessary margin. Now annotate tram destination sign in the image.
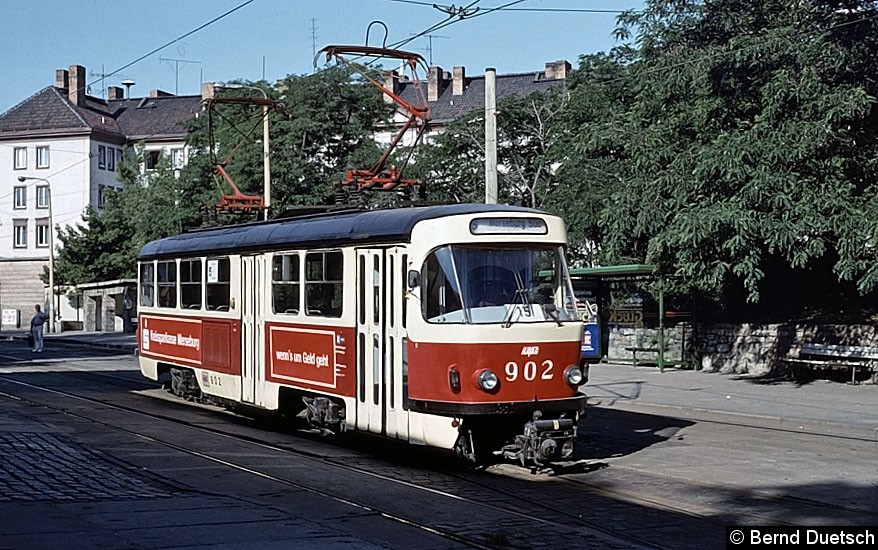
[469,217,547,235]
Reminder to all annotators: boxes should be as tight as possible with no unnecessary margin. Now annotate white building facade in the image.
[0,65,201,329]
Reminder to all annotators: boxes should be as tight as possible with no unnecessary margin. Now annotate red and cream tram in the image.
[137,204,586,465]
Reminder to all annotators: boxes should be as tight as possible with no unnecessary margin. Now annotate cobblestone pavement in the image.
[0,432,175,502]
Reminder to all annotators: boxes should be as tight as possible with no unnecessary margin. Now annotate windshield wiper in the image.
[542,303,563,327]
[502,272,533,328]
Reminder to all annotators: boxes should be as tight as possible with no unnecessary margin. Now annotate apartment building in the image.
[0,64,201,328]
[377,60,571,145]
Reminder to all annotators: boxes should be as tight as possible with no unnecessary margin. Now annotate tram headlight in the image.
[476,369,500,392]
[564,365,585,386]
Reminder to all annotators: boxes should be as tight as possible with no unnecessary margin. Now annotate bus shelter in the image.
[569,264,677,372]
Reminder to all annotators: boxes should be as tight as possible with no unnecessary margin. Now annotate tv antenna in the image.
[89,65,132,98]
[421,34,449,65]
[160,56,202,94]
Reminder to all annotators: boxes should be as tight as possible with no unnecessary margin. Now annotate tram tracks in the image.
[2,362,871,548]
[0,370,650,549]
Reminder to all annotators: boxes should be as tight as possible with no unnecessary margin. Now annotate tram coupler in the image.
[501,411,577,467]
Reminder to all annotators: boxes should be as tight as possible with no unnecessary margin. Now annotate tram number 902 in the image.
[505,360,554,382]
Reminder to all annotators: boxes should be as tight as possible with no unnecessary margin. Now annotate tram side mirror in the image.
[407,270,420,289]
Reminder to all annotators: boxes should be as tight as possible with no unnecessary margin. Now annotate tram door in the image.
[356,248,405,435]
[356,249,384,433]
[384,247,408,441]
[240,255,263,405]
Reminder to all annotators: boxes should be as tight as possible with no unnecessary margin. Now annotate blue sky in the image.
[0,0,641,113]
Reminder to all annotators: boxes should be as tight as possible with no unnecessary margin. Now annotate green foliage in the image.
[411,86,570,207]
[55,66,391,285]
[55,7,878,318]
[54,149,188,285]
[185,67,392,214]
[560,0,878,306]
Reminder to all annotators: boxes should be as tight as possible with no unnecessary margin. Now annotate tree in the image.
[186,67,392,216]
[562,0,878,311]
[54,149,187,285]
[411,86,571,207]
[55,66,392,284]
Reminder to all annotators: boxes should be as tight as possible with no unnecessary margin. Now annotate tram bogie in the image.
[137,204,586,466]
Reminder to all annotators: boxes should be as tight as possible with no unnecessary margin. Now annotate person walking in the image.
[30,304,49,352]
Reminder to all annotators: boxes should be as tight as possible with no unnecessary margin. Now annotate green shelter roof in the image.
[569,264,658,279]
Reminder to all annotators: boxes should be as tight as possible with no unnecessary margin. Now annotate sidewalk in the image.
[586,362,878,439]
[0,329,137,353]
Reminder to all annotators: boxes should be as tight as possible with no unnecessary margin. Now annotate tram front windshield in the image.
[422,244,578,324]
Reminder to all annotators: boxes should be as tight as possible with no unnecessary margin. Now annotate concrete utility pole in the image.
[485,67,498,204]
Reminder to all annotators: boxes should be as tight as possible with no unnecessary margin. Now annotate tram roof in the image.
[138,203,542,260]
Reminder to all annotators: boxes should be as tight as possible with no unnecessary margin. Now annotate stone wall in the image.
[606,322,878,376]
[606,323,694,365]
[695,323,878,375]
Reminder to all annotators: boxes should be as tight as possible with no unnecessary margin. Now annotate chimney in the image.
[544,60,571,80]
[383,69,400,104]
[150,89,173,98]
[55,69,69,90]
[107,86,125,100]
[452,66,466,96]
[69,64,86,106]
[427,65,447,102]
[201,82,216,100]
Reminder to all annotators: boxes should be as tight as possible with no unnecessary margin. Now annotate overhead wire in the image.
[86,0,257,89]
[384,0,629,14]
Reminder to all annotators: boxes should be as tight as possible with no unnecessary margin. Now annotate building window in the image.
[145,150,161,170]
[13,220,27,248]
[171,148,185,170]
[206,257,231,311]
[157,260,177,308]
[36,146,49,169]
[98,185,119,208]
[13,147,26,169]
[98,145,106,169]
[117,148,123,167]
[180,259,202,310]
[305,250,343,317]
[140,262,155,307]
[107,147,116,171]
[13,186,26,209]
[36,185,49,209]
[36,219,49,248]
[272,254,300,314]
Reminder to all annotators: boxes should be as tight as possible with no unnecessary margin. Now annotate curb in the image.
[0,334,136,354]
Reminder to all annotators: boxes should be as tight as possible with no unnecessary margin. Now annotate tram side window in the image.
[157,261,177,308]
[206,257,231,311]
[305,250,343,317]
[272,254,300,314]
[139,262,155,307]
[423,247,463,322]
[180,259,202,309]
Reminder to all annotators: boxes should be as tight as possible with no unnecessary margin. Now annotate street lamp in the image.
[211,82,272,220]
[17,176,55,334]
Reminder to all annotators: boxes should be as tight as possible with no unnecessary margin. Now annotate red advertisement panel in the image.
[267,325,353,395]
[139,315,203,366]
[407,340,581,403]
